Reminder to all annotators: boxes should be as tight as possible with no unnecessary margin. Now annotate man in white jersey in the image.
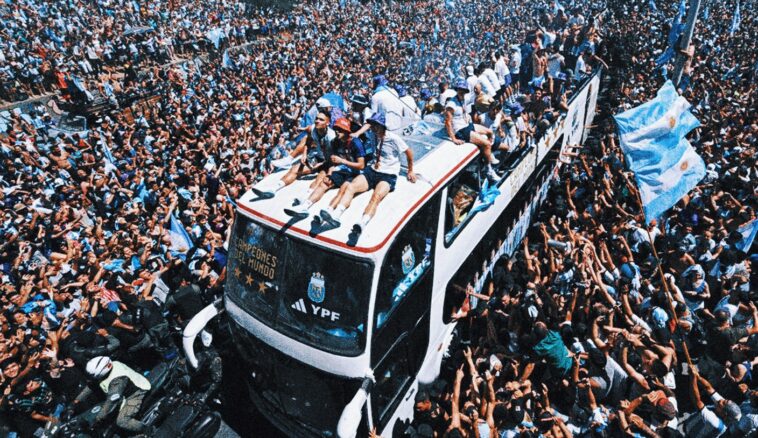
[445,79,500,181]
[321,112,416,235]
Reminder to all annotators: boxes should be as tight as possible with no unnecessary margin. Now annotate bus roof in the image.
[237,120,479,256]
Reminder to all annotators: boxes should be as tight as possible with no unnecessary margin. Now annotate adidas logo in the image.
[291,299,307,313]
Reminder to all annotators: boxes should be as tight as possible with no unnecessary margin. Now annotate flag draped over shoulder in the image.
[614,81,705,223]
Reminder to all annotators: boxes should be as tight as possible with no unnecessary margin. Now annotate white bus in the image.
[185,73,601,437]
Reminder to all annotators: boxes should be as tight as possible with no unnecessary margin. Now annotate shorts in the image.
[503,74,512,86]
[305,149,325,169]
[510,72,519,84]
[455,123,475,142]
[362,166,397,192]
[328,166,357,187]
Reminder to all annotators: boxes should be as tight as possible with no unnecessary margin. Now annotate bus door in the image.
[369,193,441,429]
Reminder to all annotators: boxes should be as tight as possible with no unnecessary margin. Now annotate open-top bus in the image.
[184,71,601,437]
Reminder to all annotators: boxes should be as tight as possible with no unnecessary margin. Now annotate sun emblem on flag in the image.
[668,117,676,128]
[680,160,689,171]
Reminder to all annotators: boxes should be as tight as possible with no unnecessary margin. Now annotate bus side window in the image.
[443,257,479,324]
[444,162,482,244]
[373,196,439,331]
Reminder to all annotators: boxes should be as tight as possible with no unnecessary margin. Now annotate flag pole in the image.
[629,174,694,367]
[672,0,702,87]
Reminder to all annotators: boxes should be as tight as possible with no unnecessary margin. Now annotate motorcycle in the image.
[40,357,221,438]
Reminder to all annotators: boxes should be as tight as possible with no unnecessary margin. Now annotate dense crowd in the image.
[0,0,610,435]
[412,0,758,437]
[0,0,754,436]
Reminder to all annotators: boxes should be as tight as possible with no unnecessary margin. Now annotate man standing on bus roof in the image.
[285,117,366,218]
[445,79,500,181]
[253,110,335,198]
[320,112,416,234]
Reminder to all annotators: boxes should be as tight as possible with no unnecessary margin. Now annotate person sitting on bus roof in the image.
[478,102,508,153]
[446,79,500,181]
[320,111,416,234]
[349,93,371,130]
[252,110,335,198]
[285,117,366,218]
[271,99,342,169]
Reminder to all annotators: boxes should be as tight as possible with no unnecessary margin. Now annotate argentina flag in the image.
[169,213,194,258]
[730,1,741,36]
[614,81,705,223]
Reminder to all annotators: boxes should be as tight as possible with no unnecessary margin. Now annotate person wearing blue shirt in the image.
[285,117,366,218]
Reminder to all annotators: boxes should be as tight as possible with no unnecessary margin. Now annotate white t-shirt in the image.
[371,86,403,131]
[504,120,519,149]
[400,95,419,117]
[479,73,498,97]
[481,112,502,132]
[445,96,470,132]
[688,406,727,438]
[509,50,522,74]
[483,68,501,94]
[466,75,478,94]
[547,53,565,78]
[495,57,510,85]
[439,88,457,106]
[374,131,408,175]
[515,115,528,134]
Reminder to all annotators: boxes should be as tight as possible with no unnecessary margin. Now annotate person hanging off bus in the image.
[446,79,500,181]
[284,117,367,219]
[320,112,416,235]
[252,110,335,199]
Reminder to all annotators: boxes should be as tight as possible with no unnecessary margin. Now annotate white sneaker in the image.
[487,166,501,181]
[292,203,308,214]
[490,156,500,166]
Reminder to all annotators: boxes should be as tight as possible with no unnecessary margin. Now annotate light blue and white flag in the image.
[736,219,758,252]
[222,49,233,69]
[169,213,193,257]
[614,81,705,223]
[656,0,686,66]
[649,0,657,12]
[730,1,741,36]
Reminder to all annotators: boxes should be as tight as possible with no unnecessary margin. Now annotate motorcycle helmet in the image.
[86,356,113,379]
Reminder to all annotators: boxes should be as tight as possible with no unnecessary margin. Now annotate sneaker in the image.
[320,209,341,228]
[251,188,275,199]
[284,203,308,218]
[271,155,293,169]
[486,167,501,181]
[490,156,500,166]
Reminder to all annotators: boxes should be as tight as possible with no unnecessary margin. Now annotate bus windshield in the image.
[226,216,373,356]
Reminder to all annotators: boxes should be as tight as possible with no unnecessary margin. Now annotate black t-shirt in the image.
[412,400,447,432]
[709,326,747,362]
[135,300,165,329]
[169,284,204,321]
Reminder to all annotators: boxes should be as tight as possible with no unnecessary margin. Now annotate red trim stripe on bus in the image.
[237,149,480,254]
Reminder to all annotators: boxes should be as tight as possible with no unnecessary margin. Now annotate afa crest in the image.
[307,272,325,303]
[401,245,415,275]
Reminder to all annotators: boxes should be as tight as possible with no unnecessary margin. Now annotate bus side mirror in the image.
[337,375,374,438]
[183,299,223,369]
